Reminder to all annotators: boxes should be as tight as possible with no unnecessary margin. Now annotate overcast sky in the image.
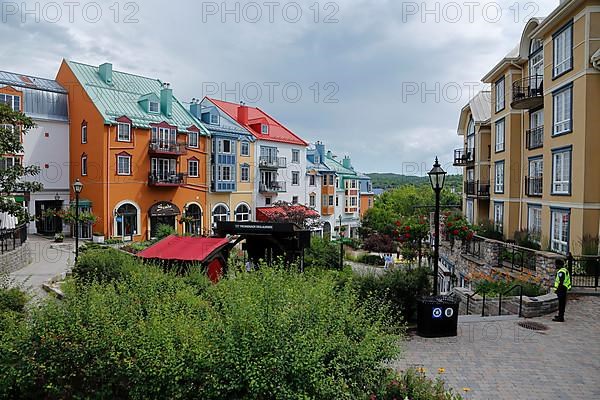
[1,0,558,174]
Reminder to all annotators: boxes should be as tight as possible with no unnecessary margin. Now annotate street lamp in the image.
[338,214,344,269]
[54,193,60,201]
[73,179,84,263]
[428,157,446,295]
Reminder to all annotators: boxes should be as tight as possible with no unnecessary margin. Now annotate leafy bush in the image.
[513,230,541,251]
[359,253,385,266]
[363,233,395,253]
[0,265,402,399]
[352,267,431,323]
[72,247,136,284]
[305,237,341,270]
[475,220,503,241]
[472,271,544,297]
[0,288,28,314]
[372,368,463,400]
[155,223,176,240]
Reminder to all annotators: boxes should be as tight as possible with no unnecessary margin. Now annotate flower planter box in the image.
[92,234,105,244]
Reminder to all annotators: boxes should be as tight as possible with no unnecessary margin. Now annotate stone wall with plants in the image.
[0,245,30,275]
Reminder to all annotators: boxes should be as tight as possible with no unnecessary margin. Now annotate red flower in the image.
[453,229,459,235]
[447,223,453,229]
[395,220,401,226]
[405,233,411,239]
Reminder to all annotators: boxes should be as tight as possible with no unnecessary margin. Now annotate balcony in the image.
[453,148,474,166]
[149,141,187,156]
[464,180,490,198]
[148,172,185,187]
[526,126,544,150]
[525,176,543,197]
[259,156,286,169]
[259,181,286,193]
[511,75,543,110]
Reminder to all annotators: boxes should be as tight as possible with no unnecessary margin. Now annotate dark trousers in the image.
[557,291,567,319]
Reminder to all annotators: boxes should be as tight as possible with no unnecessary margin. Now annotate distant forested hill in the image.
[367,173,463,192]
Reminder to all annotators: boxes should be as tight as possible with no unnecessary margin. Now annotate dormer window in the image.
[149,101,159,113]
[261,124,269,134]
[210,114,219,124]
[117,123,131,142]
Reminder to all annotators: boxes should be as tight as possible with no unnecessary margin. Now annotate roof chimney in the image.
[160,82,173,117]
[98,62,113,84]
[342,156,353,170]
[189,99,201,119]
[315,141,325,158]
[237,101,248,125]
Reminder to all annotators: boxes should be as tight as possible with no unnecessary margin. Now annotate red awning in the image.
[256,205,319,221]
[137,235,231,262]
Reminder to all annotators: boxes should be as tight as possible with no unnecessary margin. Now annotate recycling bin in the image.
[417,295,460,338]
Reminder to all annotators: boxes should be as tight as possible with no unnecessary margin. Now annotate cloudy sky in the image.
[1,0,558,174]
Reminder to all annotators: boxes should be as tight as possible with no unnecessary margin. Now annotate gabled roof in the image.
[65,60,208,134]
[206,98,308,146]
[322,153,356,177]
[457,90,491,135]
[137,235,231,262]
[0,70,66,93]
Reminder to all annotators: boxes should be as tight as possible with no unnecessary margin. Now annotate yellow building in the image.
[457,0,600,254]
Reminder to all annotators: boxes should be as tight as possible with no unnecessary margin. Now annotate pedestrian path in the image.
[8,236,74,298]
[394,296,600,400]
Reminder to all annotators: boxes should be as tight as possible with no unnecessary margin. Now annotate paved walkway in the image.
[393,295,600,400]
[8,235,74,298]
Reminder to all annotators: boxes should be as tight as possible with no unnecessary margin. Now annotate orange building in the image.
[56,60,209,241]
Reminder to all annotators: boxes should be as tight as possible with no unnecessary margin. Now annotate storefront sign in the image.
[149,202,180,217]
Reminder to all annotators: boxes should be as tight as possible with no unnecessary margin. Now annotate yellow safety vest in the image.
[554,267,572,291]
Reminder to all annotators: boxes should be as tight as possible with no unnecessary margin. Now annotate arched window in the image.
[466,117,475,151]
[116,202,138,237]
[235,204,250,222]
[184,204,202,235]
[529,39,544,78]
[212,204,229,224]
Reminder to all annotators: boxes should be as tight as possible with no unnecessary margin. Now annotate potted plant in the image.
[54,232,64,243]
[92,231,105,244]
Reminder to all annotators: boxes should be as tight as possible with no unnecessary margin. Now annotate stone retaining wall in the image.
[0,244,31,275]
[453,287,558,318]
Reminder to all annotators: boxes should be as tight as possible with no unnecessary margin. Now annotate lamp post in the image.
[73,179,84,263]
[338,214,344,269]
[428,157,446,296]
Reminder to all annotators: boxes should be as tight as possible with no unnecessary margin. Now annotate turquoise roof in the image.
[323,155,357,177]
[66,61,208,135]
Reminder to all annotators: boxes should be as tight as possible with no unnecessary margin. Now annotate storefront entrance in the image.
[35,200,63,235]
[149,201,180,239]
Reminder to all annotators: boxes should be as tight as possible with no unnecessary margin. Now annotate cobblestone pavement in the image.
[8,235,74,298]
[393,295,600,400]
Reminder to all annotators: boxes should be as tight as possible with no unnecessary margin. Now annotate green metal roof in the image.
[66,61,208,135]
[323,155,357,177]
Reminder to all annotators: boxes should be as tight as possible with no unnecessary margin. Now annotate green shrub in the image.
[513,230,541,251]
[372,368,463,400]
[359,253,385,266]
[0,288,28,314]
[304,237,341,270]
[476,220,503,241]
[0,265,402,399]
[72,247,136,284]
[352,267,431,323]
[155,224,176,240]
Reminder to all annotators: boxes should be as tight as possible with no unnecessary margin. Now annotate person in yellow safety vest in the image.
[553,258,571,322]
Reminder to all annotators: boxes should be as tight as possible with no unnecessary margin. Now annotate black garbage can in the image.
[417,295,460,338]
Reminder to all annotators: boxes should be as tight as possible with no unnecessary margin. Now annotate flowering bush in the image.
[469,269,544,297]
[371,368,463,400]
[42,207,98,224]
[393,216,429,244]
[443,212,474,242]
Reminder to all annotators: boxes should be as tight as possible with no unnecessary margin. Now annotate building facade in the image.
[456,0,600,254]
[0,71,70,235]
[56,60,210,241]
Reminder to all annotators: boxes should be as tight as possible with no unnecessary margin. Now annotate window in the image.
[292,171,299,185]
[261,124,269,134]
[553,85,572,135]
[0,157,19,170]
[528,157,543,196]
[494,161,504,193]
[552,147,571,195]
[210,114,219,124]
[553,22,573,77]
[81,155,88,176]
[117,123,131,142]
[240,165,249,182]
[494,202,504,233]
[495,77,505,112]
[309,175,316,186]
[292,196,298,204]
[0,94,20,111]
[467,118,475,151]
[117,154,131,175]
[212,204,229,223]
[219,165,232,181]
[188,159,199,177]
[222,139,231,153]
[292,149,300,163]
[335,196,339,207]
[495,118,505,152]
[235,204,250,222]
[265,197,272,205]
[529,39,544,78]
[81,124,87,144]
[528,206,542,240]
[115,203,138,237]
[240,141,249,156]
[188,132,199,148]
[184,204,202,235]
[551,209,570,254]
[328,195,334,206]
[466,200,474,224]
[309,194,316,207]
[149,101,159,113]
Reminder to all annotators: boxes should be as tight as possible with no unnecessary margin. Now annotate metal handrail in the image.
[498,284,524,317]
[466,287,487,317]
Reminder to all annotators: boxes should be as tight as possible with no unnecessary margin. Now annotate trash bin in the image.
[417,295,460,338]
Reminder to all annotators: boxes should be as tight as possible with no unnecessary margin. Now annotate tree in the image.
[266,201,321,230]
[0,104,41,222]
